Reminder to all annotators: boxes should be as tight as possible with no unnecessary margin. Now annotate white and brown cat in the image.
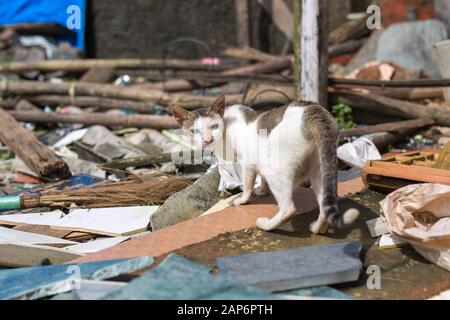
[171,95,359,234]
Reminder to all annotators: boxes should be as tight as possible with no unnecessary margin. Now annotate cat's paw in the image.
[309,220,328,235]
[232,196,248,206]
[256,217,274,231]
[254,186,270,197]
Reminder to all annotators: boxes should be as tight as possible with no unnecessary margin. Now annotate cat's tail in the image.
[304,103,360,230]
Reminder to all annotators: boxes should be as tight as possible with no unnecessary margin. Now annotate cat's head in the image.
[171,95,225,150]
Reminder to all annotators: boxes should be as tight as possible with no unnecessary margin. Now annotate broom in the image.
[3,175,192,210]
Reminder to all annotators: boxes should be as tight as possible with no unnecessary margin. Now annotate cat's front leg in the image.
[232,166,257,206]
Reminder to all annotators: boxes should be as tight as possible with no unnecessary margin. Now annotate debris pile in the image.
[1,0,450,301]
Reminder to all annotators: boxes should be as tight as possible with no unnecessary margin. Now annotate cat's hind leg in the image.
[309,170,330,235]
[256,172,296,231]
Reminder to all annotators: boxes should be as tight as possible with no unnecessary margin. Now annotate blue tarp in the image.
[0,0,86,50]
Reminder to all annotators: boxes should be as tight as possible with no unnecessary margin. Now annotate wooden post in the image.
[299,0,328,107]
[0,108,71,180]
[235,0,252,49]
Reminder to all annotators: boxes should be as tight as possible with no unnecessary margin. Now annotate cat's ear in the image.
[207,95,225,117]
[170,105,191,127]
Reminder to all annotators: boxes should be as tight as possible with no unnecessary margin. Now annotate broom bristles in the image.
[23,175,191,209]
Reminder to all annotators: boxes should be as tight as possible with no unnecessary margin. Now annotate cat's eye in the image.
[191,128,200,134]
[210,124,219,130]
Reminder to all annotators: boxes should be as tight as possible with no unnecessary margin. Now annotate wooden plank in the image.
[363,162,450,185]
[0,242,83,267]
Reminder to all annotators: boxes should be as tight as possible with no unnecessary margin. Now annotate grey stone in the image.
[216,241,363,292]
[149,166,221,231]
[104,253,276,300]
[376,20,448,78]
[435,0,450,36]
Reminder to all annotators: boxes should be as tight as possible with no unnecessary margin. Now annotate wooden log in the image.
[28,95,157,113]
[235,0,252,49]
[8,110,178,129]
[222,46,283,62]
[0,108,71,180]
[328,14,370,45]
[365,87,444,100]
[369,128,420,153]
[340,118,435,139]
[79,66,116,83]
[330,77,450,88]
[1,80,292,109]
[329,39,365,58]
[332,91,450,126]
[140,57,292,92]
[0,80,168,102]
[0,58,234,73]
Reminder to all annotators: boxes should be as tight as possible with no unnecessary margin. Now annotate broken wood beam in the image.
[332,91,450,126]
[27,95,157,113]
[340,118,435,139]
[0,58,233,73]
[8,110,178,129]
[0,108,71,179]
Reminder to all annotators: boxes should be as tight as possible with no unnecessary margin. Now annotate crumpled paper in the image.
[380,183,450,271]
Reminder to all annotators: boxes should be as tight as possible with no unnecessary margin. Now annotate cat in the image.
[171,95,359,234]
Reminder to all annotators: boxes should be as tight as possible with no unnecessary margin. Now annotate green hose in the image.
[0,195,22,210]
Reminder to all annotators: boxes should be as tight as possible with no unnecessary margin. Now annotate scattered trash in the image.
[0,1,449,301]
[337,137,381,168]
[380,183,450,271]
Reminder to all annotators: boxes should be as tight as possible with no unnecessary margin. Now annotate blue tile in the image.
[280,286,356,300]
[216,241,363,292]
[0,256,153,300]
[105,254,277,300]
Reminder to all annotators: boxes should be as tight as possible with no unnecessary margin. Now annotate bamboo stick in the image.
[8,111,178,129]
[0,58,233,73]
